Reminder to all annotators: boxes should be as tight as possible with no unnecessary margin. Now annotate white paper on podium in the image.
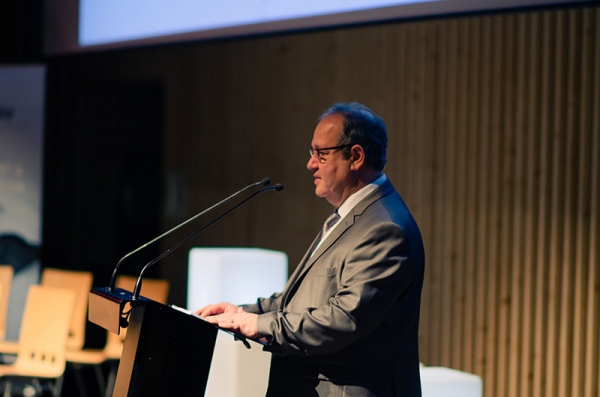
[187,248,288,397]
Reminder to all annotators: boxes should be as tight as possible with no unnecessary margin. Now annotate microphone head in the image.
[275,183,284,192]
[261,177,272,186]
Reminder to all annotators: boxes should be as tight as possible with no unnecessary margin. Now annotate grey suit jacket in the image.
[243,179,424,397]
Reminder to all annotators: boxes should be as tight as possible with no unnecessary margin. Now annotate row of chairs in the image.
[0,266,169,397]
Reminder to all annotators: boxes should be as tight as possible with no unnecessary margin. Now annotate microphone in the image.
[108,177,271,290]
[132,182,284,299]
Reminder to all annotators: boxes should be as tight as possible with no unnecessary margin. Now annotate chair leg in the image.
[94,365,106,397]
[105,363,118,397]
[3,380,11,397]
[53,374,65,397]
[72,364,89,397]
[24,379,40,397]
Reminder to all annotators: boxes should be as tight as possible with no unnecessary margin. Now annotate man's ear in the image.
[349,145,366,171]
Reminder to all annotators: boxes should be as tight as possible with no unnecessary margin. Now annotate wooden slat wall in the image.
[408,7,600,397]
[408,8,600,397]
[51,5,599,397]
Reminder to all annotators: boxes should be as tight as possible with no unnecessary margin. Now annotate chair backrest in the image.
[116,275,170,303]
[15,285,76,378]
[104,275,170,359]
[0,265,14,341]
[41,268,93,350]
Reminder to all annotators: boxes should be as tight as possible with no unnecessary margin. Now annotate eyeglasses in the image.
[309,144,353,163]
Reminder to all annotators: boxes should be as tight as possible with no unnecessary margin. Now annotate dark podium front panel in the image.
[90,288,218,397]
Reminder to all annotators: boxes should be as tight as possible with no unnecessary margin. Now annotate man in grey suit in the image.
[198,102,424,396]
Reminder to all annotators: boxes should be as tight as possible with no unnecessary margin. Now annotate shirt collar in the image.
[337,173,387,219]
[310,174,388,257]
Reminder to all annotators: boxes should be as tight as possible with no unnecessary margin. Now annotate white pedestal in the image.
[420,367,483,397]
[187,248,288,397]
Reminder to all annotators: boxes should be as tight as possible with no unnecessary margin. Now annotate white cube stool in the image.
[187,248,288,397]
[421,366,483,397]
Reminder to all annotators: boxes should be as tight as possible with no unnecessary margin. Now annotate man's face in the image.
[307,114,354,207]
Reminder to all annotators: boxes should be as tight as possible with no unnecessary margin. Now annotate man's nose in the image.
[307,155,318,170]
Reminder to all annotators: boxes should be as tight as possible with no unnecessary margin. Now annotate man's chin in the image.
[314,188,327,198]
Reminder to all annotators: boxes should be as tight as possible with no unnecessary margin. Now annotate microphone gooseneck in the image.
[132,182,284,299]
[108,177,271,290]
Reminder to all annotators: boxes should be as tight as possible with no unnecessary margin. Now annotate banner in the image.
[0,65,46,339]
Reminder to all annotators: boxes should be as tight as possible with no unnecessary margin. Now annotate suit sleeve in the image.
[240,292,284,314]
[256,221,420,356]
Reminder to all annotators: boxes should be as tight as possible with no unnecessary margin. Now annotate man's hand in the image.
[195,302,239,318]
[202,307,259,339]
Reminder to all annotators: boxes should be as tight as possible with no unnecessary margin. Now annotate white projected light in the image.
[187,247,287,310]
[79,0,439,46]
[45,0,592,53]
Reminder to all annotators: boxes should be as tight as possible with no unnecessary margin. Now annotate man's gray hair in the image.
[319,102,387,171]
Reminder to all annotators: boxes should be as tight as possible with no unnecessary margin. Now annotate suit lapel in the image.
[300,215,352,273]
[282,232,320,296]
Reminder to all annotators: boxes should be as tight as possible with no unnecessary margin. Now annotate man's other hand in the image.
[195,301,239,318]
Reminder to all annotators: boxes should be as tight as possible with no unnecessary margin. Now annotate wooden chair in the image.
[108,276,170,358]
[0,266,13,342]
[0,266,17,356]
[40,268,97,396]
[0,286,3,339]
[1,267,93,359]
[66,275,169,397]
[0,285,76,397]
[41,268,93,351]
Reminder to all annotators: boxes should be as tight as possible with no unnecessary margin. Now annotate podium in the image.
[89,287,218,397]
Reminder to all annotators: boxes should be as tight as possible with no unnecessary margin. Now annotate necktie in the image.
[309,210,340,258]
[322,210,341,236]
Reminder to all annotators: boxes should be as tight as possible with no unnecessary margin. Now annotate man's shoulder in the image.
[359,188,422,239]
[358,185,407,218]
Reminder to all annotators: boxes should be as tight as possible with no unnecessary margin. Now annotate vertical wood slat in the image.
[501,13,515,394]
[440,19,458,368]
[571,8,593,397]
[451,18,468,372]
[428,21,445,367]
[485,15,504,397]
[520,11,541,397]
[585,11,600,397]
[414,21,435,365]
[558,8,580,397]
[417,23,438,366]
[474,14,492,384]
[532,11,554,397]
[546,9,565,397]
[462,17,480,375]
[508,12,528,397]
[591,12,600,397]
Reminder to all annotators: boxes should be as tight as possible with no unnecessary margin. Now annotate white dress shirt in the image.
[312,173,387,254]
